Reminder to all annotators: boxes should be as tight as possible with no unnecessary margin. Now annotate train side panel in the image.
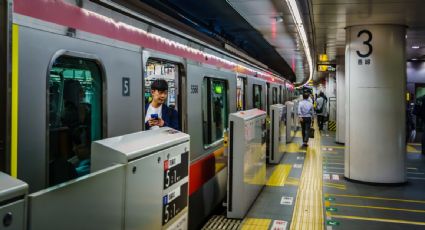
[18,25,142,191]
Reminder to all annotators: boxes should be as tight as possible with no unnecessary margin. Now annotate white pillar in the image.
[345,25,406,183]
[336,56,345,143]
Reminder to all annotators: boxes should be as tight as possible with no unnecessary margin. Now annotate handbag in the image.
[309,127,315,138]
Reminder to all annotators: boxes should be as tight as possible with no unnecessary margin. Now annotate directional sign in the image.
[323,174,330,180]
[293,164,302,169]
[326,220,340,226]
[271,220,288,230]
[326,207,338,212]
[280,196,293,205]
[325,197,335,201]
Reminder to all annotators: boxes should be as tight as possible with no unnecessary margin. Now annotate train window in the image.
[202,78,228,147]
[253,84,262,110]
[272,87,278,104]
[236,77,246,111]
[145,59,179,111]
[48,56,103,186]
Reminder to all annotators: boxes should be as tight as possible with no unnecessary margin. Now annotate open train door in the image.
[0,0,11,174]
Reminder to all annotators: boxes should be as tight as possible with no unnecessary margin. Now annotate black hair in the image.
[319,92,325,97]
[303,92,310,99]
[151,79,168,91]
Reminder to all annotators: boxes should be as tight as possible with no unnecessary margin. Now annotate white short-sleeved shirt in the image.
[145,104,162,129]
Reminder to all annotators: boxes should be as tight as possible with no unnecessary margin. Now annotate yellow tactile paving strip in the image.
[290,123,324,230]
[240,218,272,230]
[267,164,292,186]
[285,143,306,153]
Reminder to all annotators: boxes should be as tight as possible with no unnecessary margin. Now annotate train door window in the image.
[236,76,246,111]
[48,55,103,186]
[145,59,179,111]
[272,87,278,104]
[202,78,228,147]
[253,84,262,110]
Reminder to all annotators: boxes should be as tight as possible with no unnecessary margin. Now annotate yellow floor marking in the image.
[215,163,225,173]
[324,182,346,190]
[286,177,300,186]
[332,202,425,213]
[408,143,421,146]
[407,145,420,153]
[322,145,346,149]
[291,130,302,138]
[325,193,425,204]
[329,214,425,226]
[267,164,292,186]
[290,119,324,230]
[285,143,306,153]
[241,218,271,230]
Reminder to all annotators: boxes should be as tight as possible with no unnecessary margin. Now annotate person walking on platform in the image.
[298,92,314,146]
[316,92,327,131]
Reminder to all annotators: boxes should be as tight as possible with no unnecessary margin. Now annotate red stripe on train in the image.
[14,0,285,84]
[188,153,216,195]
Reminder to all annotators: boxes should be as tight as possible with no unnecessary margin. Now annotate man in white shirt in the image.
[298,92,314,146]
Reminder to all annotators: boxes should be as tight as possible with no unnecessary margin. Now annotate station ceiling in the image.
[119,0,425,85]
[136,0,297,82]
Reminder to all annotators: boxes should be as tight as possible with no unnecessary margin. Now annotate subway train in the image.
[0,0,295,228]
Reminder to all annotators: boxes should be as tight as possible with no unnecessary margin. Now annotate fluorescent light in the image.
[412,46,420,49]
[411,58,418,61]
[285,0,313,88]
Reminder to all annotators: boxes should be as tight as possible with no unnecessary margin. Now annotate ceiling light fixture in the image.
[285,0,313,88]
[411,58,418,61]
[412,46,420,49]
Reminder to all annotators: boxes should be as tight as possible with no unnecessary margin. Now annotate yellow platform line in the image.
[267,164,292,186]
[285,143,306,153]
[290,120,324,230]
[329,214,425,226]
[241,218,271,230]
[325,193,425,204]
[408,143,421,146]
[324,182,346,190]
[332,202,425,213]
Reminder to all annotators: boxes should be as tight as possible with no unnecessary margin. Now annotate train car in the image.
[0,0,294,228]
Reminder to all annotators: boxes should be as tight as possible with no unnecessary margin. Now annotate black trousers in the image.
[300,117,312,143]
[318,115,325,131]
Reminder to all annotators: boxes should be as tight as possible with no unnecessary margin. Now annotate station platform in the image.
[202,123,425,230]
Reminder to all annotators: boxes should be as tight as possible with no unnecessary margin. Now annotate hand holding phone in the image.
[151,113,159,120]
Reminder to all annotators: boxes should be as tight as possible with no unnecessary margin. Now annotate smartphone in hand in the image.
[151,113,159,120]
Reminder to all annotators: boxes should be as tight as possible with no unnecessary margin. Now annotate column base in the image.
[344,176,407,186]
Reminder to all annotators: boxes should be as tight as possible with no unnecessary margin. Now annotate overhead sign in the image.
[317,64,336,72]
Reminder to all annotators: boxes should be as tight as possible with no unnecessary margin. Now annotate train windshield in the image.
[253,84,262,110]
[48,56,103,186]
[236,77,246,111]
[202,78,228,147]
